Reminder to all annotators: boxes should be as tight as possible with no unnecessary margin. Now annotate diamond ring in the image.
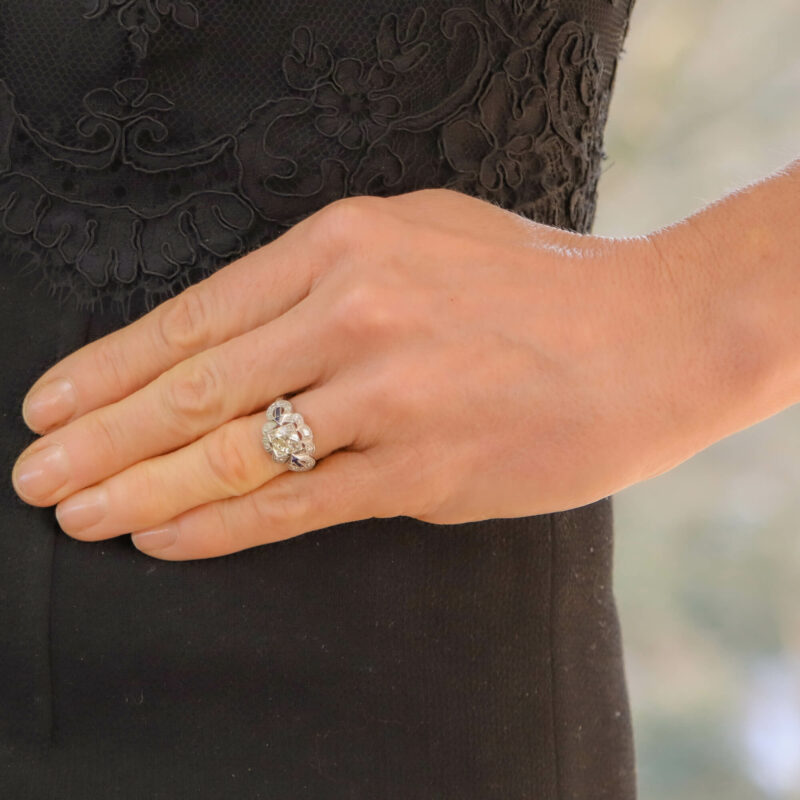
[261,398,317,471]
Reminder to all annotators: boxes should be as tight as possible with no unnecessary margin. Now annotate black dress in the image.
[0,1,637,797]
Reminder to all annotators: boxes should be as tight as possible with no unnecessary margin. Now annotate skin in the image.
[9,160,800,561]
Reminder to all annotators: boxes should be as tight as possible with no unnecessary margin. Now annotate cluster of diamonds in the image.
[261,398,317,472]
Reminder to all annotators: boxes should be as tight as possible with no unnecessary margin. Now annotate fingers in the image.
[130,446,391,561]
[53,383,363,542]
[11,290,331,508]
[19,196,371,433]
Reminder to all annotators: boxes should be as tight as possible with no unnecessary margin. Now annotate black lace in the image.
[0,0,634,323]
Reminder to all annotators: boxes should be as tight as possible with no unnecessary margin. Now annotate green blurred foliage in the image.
[594,1,800,798]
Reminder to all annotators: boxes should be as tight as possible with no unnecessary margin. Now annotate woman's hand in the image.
[9,187,723,560]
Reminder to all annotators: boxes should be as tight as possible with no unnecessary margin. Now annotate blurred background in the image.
[594,1,800,798]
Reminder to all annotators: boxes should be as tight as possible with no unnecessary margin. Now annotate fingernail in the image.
[55,486,108,534]
[12,443,70,502]
[22,378,77,431]
[132,524,178,553]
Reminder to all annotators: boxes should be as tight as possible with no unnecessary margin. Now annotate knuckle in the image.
[93,339,129,394]
[203,424,255,497]
[88,411,123,463]
[310,195,384,251]
[426,186,460,203]
[129,457,160,502]
[329,281,396,338]
[162,359,224,429]
[157,286,211,353]
[212,500,242,552]
[249,479,312,530]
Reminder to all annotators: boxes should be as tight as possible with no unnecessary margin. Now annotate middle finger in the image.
[11,290,333,507]
[54,382,362,541]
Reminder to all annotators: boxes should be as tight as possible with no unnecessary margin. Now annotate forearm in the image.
[649,158,800,444]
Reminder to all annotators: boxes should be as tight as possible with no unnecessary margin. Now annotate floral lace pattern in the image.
[83,0,200,57]
[0,0,632,321]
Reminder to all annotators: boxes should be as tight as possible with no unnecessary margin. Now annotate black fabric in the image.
[1,1,637,797]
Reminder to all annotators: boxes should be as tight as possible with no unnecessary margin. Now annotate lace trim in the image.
[0,1,617,322]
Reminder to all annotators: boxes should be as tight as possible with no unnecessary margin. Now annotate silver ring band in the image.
[261,397,317,471]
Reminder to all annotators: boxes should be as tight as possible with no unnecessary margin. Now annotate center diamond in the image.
[266,423,303,459]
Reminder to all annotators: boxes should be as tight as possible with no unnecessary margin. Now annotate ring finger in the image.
[53,383,367,541]
[11,285,337,508]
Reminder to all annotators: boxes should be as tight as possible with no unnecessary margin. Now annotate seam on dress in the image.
[46,514,57,745]
[46,309,94,745]
[548,510,562,800]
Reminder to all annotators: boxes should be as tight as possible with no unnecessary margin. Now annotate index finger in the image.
[19,197,363,433]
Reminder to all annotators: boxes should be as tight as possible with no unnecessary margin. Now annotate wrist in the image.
[646,196,800,447]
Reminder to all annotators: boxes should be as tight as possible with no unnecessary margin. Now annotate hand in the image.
[10,188,710,561]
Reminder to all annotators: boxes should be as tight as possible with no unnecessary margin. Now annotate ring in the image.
[261,397,317,472]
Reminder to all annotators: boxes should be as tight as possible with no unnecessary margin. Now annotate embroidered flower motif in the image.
[282,26,335,91]
[375,8,431,73]
[485,0,557,78]
[545,21,604,154]
[68,77,228,172]
[442,72,548,191]
[313,59,401,150]
[486,0,557,45]
[81,77,173,123]
[83,0,200,57]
